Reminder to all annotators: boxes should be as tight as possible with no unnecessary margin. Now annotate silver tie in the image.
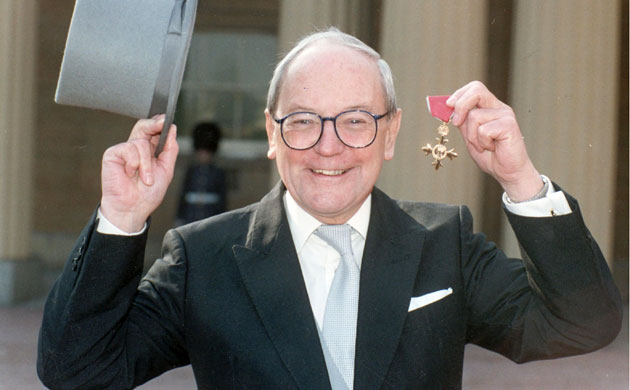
[316,224,360,390]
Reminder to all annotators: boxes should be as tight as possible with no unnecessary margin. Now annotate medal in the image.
[422,121,458,170]
[423,96,458,170]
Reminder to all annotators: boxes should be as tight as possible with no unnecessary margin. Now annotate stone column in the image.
[378,0,488,224]
[277,0,366,52]
[501,0,620,260]
[0,0,38,304]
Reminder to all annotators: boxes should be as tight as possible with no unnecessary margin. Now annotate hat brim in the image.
[152,0,198,156]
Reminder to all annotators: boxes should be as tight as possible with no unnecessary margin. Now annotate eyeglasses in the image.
[273,109,389,150]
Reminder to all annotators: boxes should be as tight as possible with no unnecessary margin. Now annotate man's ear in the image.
[265,109,277,160]
[384,108,402,161]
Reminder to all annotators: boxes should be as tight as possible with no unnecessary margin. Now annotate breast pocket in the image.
[402,288,460,335]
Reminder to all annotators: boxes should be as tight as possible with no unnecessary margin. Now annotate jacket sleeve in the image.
[37,212,190,389]
[462,191,623,363]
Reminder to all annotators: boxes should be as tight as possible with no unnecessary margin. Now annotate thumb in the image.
[157,124,179,173]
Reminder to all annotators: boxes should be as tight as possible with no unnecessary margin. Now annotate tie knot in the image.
[316,224,353,257]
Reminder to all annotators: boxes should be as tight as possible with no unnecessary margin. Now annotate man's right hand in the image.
[100,115,179,233]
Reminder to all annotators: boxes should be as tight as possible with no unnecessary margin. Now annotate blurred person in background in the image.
[176,121,226,226]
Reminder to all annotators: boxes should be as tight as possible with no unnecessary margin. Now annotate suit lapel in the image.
[232,183,331,390]
[354,188,426,390]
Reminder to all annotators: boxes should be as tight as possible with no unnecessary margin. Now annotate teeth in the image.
[313,169,345,176]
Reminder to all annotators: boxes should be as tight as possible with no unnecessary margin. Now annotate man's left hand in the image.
[447,81,543,201]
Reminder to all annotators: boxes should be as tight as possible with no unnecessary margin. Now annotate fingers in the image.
[114,139,155,186]
[477,116,520,152]
[157,124,179,177]
[134,138,154,185]
[105,117,178,187]
[445,81,538,189]
[458,107,519,154]
[447,81,503,127]
[128,114,166,143]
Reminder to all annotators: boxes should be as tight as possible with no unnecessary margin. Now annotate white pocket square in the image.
[408,287,453,312]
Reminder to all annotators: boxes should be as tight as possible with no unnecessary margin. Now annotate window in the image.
[175,31,277,157]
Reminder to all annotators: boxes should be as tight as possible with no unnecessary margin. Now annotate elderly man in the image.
[38,28,621,389]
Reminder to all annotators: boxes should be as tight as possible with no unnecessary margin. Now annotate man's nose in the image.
[314,119,344,155]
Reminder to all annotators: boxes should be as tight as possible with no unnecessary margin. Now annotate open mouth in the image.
[312,169,347,176]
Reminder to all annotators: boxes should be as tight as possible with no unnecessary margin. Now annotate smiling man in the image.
[265,39,401,225]
[38,28,622,390]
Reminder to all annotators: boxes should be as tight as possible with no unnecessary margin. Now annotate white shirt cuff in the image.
[96,208,147,236]
[502,176,572,217]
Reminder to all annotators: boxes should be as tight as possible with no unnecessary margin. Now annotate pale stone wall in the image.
[501,0,620,261]
[378,0,488,226]
[0,0,39,303]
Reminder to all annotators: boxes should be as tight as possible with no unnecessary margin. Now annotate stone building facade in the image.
[0,0,626,303]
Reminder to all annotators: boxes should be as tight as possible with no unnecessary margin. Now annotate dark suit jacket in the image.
[38,183,622,389]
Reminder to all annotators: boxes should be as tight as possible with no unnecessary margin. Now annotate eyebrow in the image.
[281,103,377,115]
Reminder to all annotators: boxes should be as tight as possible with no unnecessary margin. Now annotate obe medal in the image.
[423,95,458,170]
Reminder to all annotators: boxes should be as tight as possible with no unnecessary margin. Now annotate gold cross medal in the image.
[423,95,458,170]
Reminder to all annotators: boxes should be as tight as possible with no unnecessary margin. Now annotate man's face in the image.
[265,42,401,224]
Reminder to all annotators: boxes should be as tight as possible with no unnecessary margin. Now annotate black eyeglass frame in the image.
[272,109,389,150]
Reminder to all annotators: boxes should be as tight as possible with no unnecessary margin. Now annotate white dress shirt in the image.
[283,191,370,330]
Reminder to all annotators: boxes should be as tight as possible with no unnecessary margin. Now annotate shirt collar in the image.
[284,190,371,252]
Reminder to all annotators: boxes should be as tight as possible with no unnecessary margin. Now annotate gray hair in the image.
[266,27,397,115]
